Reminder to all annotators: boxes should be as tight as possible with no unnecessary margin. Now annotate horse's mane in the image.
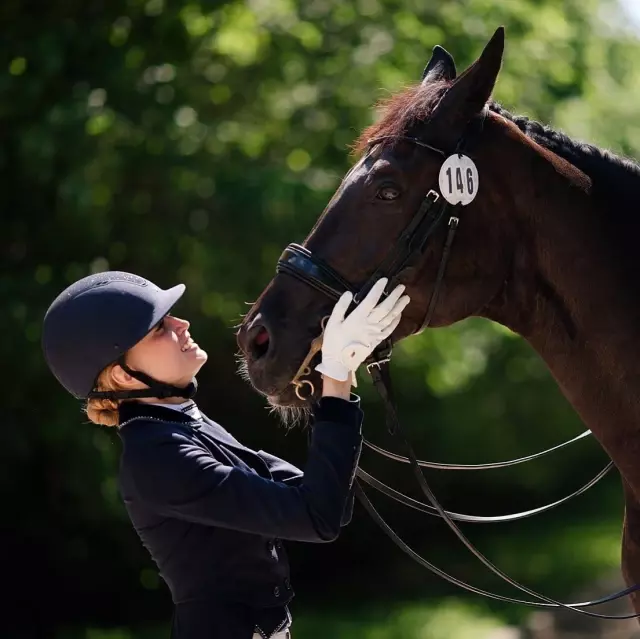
[353,82,640,204]
[489,102,640,203]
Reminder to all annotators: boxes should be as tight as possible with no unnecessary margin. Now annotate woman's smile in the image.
[181,337,197,352]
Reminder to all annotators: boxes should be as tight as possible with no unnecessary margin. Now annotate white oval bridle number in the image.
[438,154,479,206]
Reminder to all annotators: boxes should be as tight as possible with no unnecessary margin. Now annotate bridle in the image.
[275,129,640,618]
[278,134,454,400]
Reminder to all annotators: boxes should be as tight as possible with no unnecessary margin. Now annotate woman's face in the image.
[123,314,208,388]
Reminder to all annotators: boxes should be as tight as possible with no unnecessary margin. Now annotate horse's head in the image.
[238,27,525,407]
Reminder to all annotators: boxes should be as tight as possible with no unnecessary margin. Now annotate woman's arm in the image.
[123,395,362,543]
[321,376,351,400]
[255,377,356,525]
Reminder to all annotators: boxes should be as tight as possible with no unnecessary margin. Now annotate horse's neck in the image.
[487,137,640,499]
[524,294,640,499]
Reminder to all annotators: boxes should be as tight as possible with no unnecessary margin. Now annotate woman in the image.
[41,271,409,639]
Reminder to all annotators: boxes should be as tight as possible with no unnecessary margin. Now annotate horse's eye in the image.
[376,185,401,201]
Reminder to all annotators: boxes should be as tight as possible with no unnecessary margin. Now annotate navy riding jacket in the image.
[117,395,363,639]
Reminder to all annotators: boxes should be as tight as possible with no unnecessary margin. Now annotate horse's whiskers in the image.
[266,402,310,431]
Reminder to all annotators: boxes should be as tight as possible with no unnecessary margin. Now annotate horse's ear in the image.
[430,27,504,127]
[421,45,456,84]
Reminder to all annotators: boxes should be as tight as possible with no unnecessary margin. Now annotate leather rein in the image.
[274,131,639,619]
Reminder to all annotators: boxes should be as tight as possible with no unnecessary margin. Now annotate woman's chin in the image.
[186,349,208,378]
[183,345,207,362]
[194,346,208,361]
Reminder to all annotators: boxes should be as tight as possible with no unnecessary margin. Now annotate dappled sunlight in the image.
[9,0,640,636]
[395,319,517,396]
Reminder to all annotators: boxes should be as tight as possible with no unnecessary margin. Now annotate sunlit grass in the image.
[58,599,513,639]
[292,599,514,639]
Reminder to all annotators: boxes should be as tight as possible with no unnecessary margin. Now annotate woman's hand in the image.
[316,278,410,388]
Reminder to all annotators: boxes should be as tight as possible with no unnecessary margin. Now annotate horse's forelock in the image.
[351,81,452,157]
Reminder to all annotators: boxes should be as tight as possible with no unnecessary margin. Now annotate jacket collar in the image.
[117,401,250,452]
[118,400,197,425]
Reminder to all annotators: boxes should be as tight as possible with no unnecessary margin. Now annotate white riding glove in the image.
[315,278,411,383]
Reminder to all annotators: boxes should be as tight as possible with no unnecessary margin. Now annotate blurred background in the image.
[4,0,640,637]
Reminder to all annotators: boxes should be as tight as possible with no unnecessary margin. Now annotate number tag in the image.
[438,154,479,206]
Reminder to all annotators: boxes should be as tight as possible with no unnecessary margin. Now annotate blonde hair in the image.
[84,362,124,427]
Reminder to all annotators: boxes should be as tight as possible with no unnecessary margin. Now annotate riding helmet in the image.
[42,271,187,399]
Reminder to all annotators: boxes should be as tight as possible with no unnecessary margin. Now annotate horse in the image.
[236,27,640,617]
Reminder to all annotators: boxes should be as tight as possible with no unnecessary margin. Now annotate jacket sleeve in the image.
[255,449,304,486]
[123,395,363,543]
[341,487,356,527]
[257,441,355,526]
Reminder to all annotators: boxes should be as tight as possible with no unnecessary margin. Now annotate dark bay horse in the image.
[237,27,640,615]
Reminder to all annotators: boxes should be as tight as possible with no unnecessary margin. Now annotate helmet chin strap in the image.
[87,359,198,401]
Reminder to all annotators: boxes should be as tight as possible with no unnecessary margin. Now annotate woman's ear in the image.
[111,363,136,388]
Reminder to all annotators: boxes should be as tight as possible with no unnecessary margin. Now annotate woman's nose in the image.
[237,312,271,361]
[167,315,190,331]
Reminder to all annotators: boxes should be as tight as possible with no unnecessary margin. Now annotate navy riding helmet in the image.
[42,271,197,401]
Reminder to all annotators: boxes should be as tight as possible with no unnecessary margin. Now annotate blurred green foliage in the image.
[3,0,640,635]
[58,599,511,639]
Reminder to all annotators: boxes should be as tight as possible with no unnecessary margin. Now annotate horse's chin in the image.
[265,378,318,430]
[236,352,315,428]
[266,397,312,430]
[266,387,310,407]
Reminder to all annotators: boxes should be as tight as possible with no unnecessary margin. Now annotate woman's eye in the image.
[376,185,401,201]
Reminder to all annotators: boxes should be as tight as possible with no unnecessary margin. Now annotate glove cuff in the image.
[314,359,350,382]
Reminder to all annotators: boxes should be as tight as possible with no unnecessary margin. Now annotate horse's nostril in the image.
[237,312,272,361]
[248,325,270,361]
[255,327,269,347]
